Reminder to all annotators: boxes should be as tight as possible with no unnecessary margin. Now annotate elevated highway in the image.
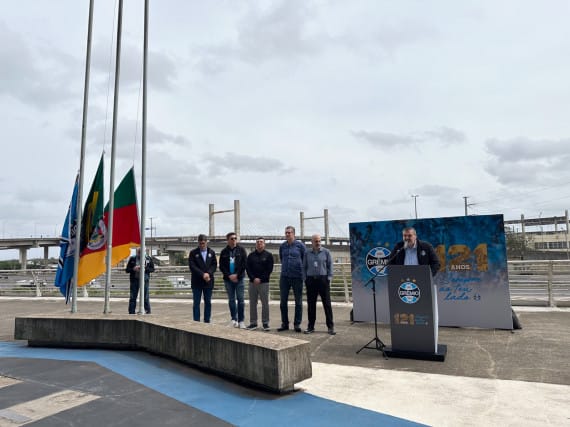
[0,235,351,268]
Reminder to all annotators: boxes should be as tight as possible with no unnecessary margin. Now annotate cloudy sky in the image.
[2,0,570,259]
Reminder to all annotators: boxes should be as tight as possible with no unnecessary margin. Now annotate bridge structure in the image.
[0,235,351,269]
[4,211,569,268]
[1,200,344,267]
[0,237,59,268]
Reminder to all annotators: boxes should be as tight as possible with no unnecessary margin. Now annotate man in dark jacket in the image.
[390,227,441,276]
[188,234,217,323]
[246,237,274,331]
[219,232,248,328]
[126,248,155,314]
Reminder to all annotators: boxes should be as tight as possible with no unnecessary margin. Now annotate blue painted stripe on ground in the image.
[0,342,427,427]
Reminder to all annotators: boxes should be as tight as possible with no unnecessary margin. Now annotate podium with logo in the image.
[385,265,447,361]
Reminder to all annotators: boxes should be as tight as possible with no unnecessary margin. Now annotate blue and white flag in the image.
[54,174,79,303]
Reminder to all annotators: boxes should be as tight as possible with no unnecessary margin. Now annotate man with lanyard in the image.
[219,232,248,328]
[303,234,335,335]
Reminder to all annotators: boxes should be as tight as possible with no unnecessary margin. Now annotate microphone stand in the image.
[356,245,403,359]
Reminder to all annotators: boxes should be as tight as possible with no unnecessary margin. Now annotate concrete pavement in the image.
[1,297,569,426]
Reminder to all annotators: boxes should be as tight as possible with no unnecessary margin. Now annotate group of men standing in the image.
[187,226,335,335]
[126,225,439,335]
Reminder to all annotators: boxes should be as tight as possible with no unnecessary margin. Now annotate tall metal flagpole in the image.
[138,0,149,314]
[72,0,94,313]
[104,0,123,314]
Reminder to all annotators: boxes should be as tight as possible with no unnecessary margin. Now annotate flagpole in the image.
[104,0,123,314]
[72,0,94,313]
[138,0,149,315]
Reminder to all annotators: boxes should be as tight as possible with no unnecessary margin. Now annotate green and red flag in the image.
[105,167,141,266]
[78,162,141,285]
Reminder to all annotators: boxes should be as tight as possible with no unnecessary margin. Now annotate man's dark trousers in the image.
[129,278,150,314]
[305,276,334,329]
[279,276,303,328]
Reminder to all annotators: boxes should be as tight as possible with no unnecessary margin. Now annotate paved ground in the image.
[1,297,569,426]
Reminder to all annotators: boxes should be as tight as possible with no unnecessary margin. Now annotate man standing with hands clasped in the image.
[303,234,335,335]
[246,237,274,331]
[278,226,306,333]
[188,234,217,323]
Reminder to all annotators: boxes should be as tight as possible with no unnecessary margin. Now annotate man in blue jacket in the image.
[278,226,306,332]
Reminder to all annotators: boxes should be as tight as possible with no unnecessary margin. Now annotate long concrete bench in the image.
[14,314,312,393]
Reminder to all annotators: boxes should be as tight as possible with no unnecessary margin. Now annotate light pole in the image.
[147,217,156,256]
[411,195,419,219]
[463,196,476,216]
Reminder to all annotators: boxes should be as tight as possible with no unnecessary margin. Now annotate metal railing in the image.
[1,261,569,306]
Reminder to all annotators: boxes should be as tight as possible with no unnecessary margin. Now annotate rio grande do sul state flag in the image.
[77,165,141,286]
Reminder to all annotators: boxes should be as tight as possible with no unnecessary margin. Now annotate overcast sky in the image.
[2,1,570,260]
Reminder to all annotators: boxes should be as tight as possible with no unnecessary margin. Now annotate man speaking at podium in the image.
[390,227,440,276]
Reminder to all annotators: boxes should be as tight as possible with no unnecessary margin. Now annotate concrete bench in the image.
[14,314,312,393]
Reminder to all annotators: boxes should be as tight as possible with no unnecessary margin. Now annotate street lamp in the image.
[411,195,419,219]
[146,217,157,256]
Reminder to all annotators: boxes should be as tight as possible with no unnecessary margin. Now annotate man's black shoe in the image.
[294,326,302,333]
[328,328,336,335]
[246,323,258,330]
[262,323,270,331]
[303,328,315,334]
[277,325,289,332]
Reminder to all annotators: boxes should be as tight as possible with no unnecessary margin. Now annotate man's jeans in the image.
[192,286,213,322]
[129,278,150,314]
[224,279,245,322]
[279,276,303,327]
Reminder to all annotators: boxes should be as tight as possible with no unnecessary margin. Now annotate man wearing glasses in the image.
[188,234,217,323]
[219,232,248,328]
[278,226,306,332]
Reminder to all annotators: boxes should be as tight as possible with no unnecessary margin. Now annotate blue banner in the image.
[349,214,513,329]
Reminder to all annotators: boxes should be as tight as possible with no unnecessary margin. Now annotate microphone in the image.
[393,244,406,256]
[387,244,405,265]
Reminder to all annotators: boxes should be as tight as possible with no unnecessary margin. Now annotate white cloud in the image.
[485,137,570,185]
[351,127,466,149]
[2,1,570,260]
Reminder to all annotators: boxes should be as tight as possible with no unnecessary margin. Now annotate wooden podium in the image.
[385,265,447,361]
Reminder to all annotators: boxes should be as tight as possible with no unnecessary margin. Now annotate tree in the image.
[505,227,531,260]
